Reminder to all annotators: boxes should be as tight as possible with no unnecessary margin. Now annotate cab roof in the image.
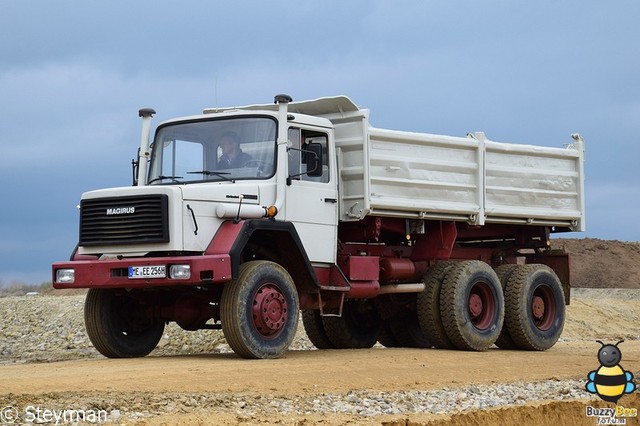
[203,95,362,119]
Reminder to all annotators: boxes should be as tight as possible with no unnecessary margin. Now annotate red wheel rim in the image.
[532,284,556,331]
[468,281,495,330]
[252,283,288,339]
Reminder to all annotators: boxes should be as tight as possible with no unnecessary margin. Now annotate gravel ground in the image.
[1,379,591,423]
[0,293,280,364]
[3,288,637,365]
[1,289,637,424]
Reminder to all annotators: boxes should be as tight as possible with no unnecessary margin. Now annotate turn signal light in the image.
[265,206,278,217]
[265,205,278,217]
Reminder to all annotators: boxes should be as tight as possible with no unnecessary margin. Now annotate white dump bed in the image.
[302,97,584,232]
[212,96,585,231]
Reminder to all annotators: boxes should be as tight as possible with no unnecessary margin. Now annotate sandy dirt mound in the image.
[553,238,640,288]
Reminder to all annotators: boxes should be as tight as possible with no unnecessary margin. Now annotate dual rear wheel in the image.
[302,299,382,350]
[417,261,565,351]
[302,296,431,350]
[303,261,564,353]
[499,264,566,351]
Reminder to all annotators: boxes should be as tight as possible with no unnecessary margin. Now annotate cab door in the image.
[284,127,338,264]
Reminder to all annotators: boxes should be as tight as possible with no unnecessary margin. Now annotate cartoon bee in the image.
[586,340,636,403]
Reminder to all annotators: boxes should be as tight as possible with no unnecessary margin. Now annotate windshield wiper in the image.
[148,175,183,184]
[187,170,233,181]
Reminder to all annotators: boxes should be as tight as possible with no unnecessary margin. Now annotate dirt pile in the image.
[553,238,640,288]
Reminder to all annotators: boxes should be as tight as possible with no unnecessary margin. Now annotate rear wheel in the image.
[378,294,431,348]
[323,300,380,349]
[301,309,335,349]
[440,261,504,351]
[388,313,431,348]
[503,264,565,351]
[377,323,401,348]
[417,262,455,349]
[375,298,401,347]
[220,261,299,359]
[493,264,519,350]
[84,289,164,358]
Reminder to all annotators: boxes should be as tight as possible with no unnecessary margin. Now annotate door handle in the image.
[324,198,337,203]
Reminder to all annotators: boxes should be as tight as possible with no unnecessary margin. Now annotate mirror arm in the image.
[286,147,320,185]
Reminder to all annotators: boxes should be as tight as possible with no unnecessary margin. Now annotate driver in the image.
[217,131,251,169]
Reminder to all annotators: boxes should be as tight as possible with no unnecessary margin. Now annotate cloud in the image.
[1,1,639,284]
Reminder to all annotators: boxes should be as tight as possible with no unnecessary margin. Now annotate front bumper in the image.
[52,254,232,289]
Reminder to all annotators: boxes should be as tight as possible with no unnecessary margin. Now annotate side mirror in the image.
[305,142,323,177]
[131,157,139,186]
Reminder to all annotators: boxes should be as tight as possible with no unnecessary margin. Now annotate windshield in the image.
[148,116,277,185]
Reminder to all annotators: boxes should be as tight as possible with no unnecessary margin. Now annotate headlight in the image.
[56,269,75,284]
[169,265,191,280]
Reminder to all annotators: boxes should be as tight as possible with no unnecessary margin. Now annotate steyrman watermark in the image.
[0,407,19,424]
[1,405,109,425]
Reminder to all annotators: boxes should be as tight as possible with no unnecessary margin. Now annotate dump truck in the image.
[52,95,585,359]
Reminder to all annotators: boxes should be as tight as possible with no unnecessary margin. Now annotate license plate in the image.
[128,265,166,279]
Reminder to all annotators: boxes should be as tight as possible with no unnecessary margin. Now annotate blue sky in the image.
[1,1,639,285]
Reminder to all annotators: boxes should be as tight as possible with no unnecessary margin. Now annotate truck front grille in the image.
[79,195,169,246]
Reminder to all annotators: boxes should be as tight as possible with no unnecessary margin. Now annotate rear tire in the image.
[220,261,299,359]
[493,264,519,350]
[302,309,335,349]
[377,323,401,348]
[440,261,504,351]
[417,262,455,349]
[323,300,380,349]
[84,289,164,358]
[503,264,565,351]
[388,313,431,348]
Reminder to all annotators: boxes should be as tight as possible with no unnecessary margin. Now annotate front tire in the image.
[220,261,299,359]
[84,288,164,358]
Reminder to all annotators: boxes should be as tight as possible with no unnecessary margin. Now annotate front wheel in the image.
[84,289,164,358]
[220,261,299,359]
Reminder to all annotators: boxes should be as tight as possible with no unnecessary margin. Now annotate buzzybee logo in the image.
[584,340,637,425]
[585,340,636,404]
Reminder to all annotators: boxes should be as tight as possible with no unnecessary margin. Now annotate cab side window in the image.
[289,127,329,183]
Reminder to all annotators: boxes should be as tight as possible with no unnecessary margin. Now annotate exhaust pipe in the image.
[265,94,292,217]
[137,108,156,186]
